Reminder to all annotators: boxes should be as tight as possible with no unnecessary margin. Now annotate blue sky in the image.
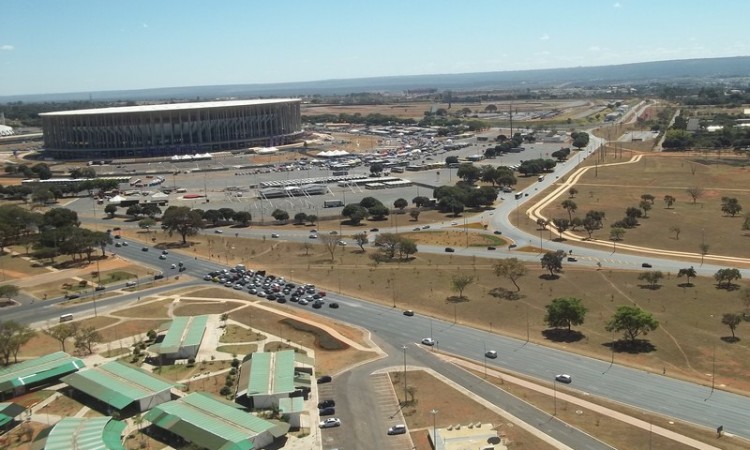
[1,0,748,96]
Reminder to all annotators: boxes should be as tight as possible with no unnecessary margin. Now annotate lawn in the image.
[220,325,266,343]
[112,298,173,319]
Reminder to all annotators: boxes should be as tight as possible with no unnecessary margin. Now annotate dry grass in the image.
[173,301,239,316]
[42,393,86,418]
[183,287,254,301]
[152,360,232,383]
[216,344,258,356]
[392,370,557,450]
[220,325,266,343]
[97,319,165,343]
[112,298,173,318]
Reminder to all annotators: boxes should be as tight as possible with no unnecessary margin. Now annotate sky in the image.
[1,0,749,96]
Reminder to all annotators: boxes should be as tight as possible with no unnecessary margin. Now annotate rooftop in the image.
[42,417,126,450]
[157,315,209,355]
[40,99,300,116]
[244,350,296,396]
[0,352,84,393]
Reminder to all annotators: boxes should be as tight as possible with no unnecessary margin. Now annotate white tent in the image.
[317,150,350,158]
[256,147,279,154]
[108,195,126,205]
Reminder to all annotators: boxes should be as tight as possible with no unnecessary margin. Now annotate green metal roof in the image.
[0,402,25,427]
[144,393,279,450]
[43,417,126,450]
[158,315,208,355]
[277,397,304,414]
[61,361,173,410]
[0,352,84,393]
[245,350,296,396]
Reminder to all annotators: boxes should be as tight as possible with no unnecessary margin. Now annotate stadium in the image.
[39,99,302,160]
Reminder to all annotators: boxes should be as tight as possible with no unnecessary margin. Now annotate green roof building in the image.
[145,392,289,450]
[0,402,26,429]
[32,417,126,450]
[0,352,84,398]
[61,361,173,414]
[236,350,312,409]
[151,315,209,360]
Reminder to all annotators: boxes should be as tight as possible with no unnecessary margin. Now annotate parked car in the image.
[317,375,332,384]
[567,257,577,262]
[319,418,341,428]
[485,350,498,359]
[387,424,407,435]
[319,407,336,416]
[403,310,415,317]
[421,337,435,346]
[318,399,336,409]
[555,374,572,384]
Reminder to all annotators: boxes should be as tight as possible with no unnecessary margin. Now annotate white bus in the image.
[59,313,73,323]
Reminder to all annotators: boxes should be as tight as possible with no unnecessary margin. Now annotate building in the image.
[236,350,313,409]
[40,99,303,160]
[277,397,305,428]
[150,315,209,361]
[144,392,288,450]
[32,417,126,450]
[429,422,506,450]
[0,402,25,431]
[0,352,84,399]
[61,361,174,415]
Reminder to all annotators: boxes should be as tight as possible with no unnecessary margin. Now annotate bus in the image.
[59,313,73,323]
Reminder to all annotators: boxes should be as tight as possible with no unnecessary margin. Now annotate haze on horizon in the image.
[1,0,749,96]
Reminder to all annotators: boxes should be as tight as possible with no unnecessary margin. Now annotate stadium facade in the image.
[40,99,302,160]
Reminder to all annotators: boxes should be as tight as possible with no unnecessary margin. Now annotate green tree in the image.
[271,209,289,223]
[161,206,204,245]
[0,285,19,301]
[544,297,587,331]
[342,204,368,225]
[354,232,368,252]
[568,187,578,198]
[141,204,162,218]
[359,197,382,209]
[368,203,390,220]
[294,212,308,225]
[126,204,143,218]
[451,274,474,299]
[493,258,527,292]
[721,197,743,217]
[393,198,408,211]
[233,211,252,226]
[722,313,742,340]
[0,321,35,365]
[44,323,78,352]
[370,162,384,175]
[456,164,480,184]
[639,200,652,218]
[605,305,659,344]
[714,268,742,289]
[540,250,565,277]
[306,214,317,226]
[74,326,102,355]
[409,209,421,221]
[686,186,704,204]
[663,195,676,209]
[412,196,430,208]
[138,218,157,232]
[610,227,625,241]
[677,266,697,286]
[561,199,577,222]
[218,208,236,222]
[571,131,590,150]
[104,204,118,218]
[638,271,664,288]
[203,209,223,226]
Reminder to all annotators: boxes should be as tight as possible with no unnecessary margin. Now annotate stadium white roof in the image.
[40,99,300,116]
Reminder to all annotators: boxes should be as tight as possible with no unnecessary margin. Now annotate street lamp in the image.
[402,345,407,406]
[430,409,439,448]
[553,377,557,416]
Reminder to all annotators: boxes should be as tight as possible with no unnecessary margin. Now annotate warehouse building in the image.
[32,417,126,450]
[0,352,84,399]
[0,402,25,432]
[145,392,289,450]
[61,361,174,416]
[150,315,209,361]
[236,350,313,409]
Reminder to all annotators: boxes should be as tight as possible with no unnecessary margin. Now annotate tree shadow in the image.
[603,339,656,354]
[720,336,741,343]
[715,283,740,291]
[488,287,523,301]
[677,282,694,288]
[637,284,662,291]
[446,295,470,304]
[542,328,584,343]
[539,274,560,280]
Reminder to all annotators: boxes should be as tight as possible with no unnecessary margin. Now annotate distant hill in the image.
[3,56,750,104]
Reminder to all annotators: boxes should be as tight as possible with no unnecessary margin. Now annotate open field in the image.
[527,151,750,259]
[112,298,173,318]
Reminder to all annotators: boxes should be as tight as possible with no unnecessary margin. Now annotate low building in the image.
[236,350,313,409]
[277,397,305,428]
[430,422,506,450]
[32,417,126,450]
[0,402,25,431]
[0,352,84,399]
[145,392,289,450]
[61,361,173,415]
[150,315,209,361]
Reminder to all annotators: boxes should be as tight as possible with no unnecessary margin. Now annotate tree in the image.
[31,163,52,180]
[74,326,101,355]
[714,268,742,289]
[359,197,382,209]
[342,204,368,225]
[0,284,19,301]
[605,305,659,344]
[218,208,236,222]
[669,225,681,240]
[552,218,570,238]
[44,323,78,352]
[306,214,317,226]
[294,212,308,225]
[104,204,118,218]
[141,204,161,219]
[540,250,565,277]
[203,209,223,226]
[456,164,480,184]
[536,218,548,230]
[639,200,652,218]
[320,234,340,262]
[568,187,578,198]
[126,204,143,219]
[493,258,528,291]
[271,209,289,223]
[138,218,156,232]
[610,227,625,241]
[638,271,664,288]
[412,196,430,208]
[233,211,252,226]
[561,199,577,222]
[161,206,204,245]
[686,186,704,204]
[722,313,742,340]
[451,274,474,299]
[409,209,421,221]
[393,198,408,211]
[0,321,35,365]
[544,297,587,331]
[571,131,590,150]
[663,195,676,209]
[220,313,229,328]
[677,266,697,286]
[721,197,743,217]
[368,203,390,220]
[374,233,416,261]
[640,194,655,205]
[582,217,598,239]
[354,232,368,251]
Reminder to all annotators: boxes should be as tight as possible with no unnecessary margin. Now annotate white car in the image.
[555,374,572,384]
[387,424,407,435]
[271,233,279,238]
[319,417,341,428]
[125,281,137,287]
[485,350,498,359]
[421,337,435,346]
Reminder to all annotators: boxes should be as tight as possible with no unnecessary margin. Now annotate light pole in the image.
[483,342,487,379]
[431,409,438,448]
[553,378,557,416]
[402,345,407,406]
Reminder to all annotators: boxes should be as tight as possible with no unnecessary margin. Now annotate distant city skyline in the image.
[1,0,748,96]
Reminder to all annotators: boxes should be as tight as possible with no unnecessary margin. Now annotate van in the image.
[175,188,187,193]
[59,314,73,323]
[514,192,523,200]
[538,175,545,182]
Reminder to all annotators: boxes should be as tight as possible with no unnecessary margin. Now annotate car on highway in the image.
[485,350,498,359]
[161,250,168,255]
[271,233,279,238]
[125,281,137,287]
[413,227,421,231]
[317,375,332,384]
[318,399,336,408]
[555,374,572,384]
[337,240,347,246]
[64,293,80,299]
[319,418,341,428]
[329,302,340,309]
[121,241,128,246]
[421,225,430,229]
[487,246,496,251]
[444,247,455,253]
[370,228,379,232]
[309,234,318,239]
[214,229,223,234]
[95,285,105,291]
[567,257,577,262]
[403,310,414,317]
[641,263,652,268]
[159,254,167,260]
[493,230,502,235]
[387,424,407,435]
[421,337,435,346]
[115,242,122,247]
[141,247,149,251]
